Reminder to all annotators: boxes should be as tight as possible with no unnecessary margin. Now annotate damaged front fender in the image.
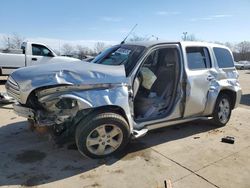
[38,93,93,110]
[30,83,132,130]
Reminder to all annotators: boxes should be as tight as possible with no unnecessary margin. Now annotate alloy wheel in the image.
[86,124,123,156]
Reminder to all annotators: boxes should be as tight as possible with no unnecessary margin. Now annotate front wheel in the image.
[212,94,232,126]
[75,112,130,158]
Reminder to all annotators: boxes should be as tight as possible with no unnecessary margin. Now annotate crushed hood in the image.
[10,61,127,94]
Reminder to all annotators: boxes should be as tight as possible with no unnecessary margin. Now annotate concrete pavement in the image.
[0,70,249,188]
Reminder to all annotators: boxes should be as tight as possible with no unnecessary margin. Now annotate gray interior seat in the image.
[134,49,177,118]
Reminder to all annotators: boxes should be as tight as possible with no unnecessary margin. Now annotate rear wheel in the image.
[75,112,130,158]
[212,94,232,126]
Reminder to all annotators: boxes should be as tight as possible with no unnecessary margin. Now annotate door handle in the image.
[207,75,215,81]
[32,58,37,61]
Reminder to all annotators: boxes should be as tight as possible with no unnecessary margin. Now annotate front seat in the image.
[134,49,177,118]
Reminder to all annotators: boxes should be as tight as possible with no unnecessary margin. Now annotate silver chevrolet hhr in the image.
[6,41,242,158]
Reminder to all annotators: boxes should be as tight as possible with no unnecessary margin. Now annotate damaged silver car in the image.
[6,41,242,158]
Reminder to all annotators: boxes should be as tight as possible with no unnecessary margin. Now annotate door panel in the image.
[184,70,212,116]
[28,44,53,66]
[184,46,213,117]
[30,56,52,66]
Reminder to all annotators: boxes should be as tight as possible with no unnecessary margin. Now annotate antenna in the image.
[121,24,138,44]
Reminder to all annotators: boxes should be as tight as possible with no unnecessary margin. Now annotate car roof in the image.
[124,40,228,49]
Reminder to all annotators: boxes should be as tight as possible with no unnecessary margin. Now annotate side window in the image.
[213,47,234,68]
[186,47,211,70]
[32,44,52,56]
[32,45,42,56]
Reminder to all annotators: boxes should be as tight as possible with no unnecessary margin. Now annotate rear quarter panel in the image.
[203,45,242,115]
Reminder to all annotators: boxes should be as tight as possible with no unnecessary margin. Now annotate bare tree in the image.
[2,33,25,49]
[94,42,106,54]
[214,41,224,45]
[76,45,92,59]
[237,41,250,53]
[182,33,197,41]
[129,34,148,42]
[236,41,250,61]
[61,43,74,56]
[224,42,234,51]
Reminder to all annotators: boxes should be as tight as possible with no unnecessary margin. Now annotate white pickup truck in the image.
[0,42,80,75]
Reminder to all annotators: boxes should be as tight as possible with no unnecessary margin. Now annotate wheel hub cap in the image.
[86,124,123,156]
[218,98,230,124]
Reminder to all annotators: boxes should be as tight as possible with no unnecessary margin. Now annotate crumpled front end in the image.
[6,62,132,136]
[11,83,131,128]
[10,83,133,143]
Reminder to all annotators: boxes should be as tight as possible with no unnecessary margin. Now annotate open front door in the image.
[133,44,182,121]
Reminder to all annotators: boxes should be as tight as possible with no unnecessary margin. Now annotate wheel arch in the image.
[75,105,132,132]
[204,88,237,116]
[218,89,236,109]
[90,105,129,124]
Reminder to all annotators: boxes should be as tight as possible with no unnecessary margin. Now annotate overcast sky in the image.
[0,0,250,49]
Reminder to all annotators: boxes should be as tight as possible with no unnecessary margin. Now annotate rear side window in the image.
[186,47,211,70]
[213,47,234,68]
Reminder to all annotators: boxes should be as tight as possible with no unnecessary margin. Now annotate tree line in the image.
[1,33,250,61]
[59,42,110,59]
[1,33,110,59]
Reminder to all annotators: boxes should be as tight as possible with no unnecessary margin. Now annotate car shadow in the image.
[240,94,250,106]
[0,104,13,109]
[0,119,218,186]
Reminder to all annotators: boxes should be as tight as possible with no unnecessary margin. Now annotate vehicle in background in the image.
[234,62,243,70]
[6,41,242,158]
[234,61,250,70]
[0,42,80,75]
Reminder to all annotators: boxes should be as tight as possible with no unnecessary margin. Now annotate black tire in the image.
[75,112,130,159]
[212,93,232,126]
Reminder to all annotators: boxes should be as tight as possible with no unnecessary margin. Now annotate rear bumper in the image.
[13,103,35,119]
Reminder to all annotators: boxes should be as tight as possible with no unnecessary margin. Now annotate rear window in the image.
[186,47,211,70]
[213,47,234,68]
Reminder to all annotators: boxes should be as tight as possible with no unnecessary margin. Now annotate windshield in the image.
[92,44,145,75]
